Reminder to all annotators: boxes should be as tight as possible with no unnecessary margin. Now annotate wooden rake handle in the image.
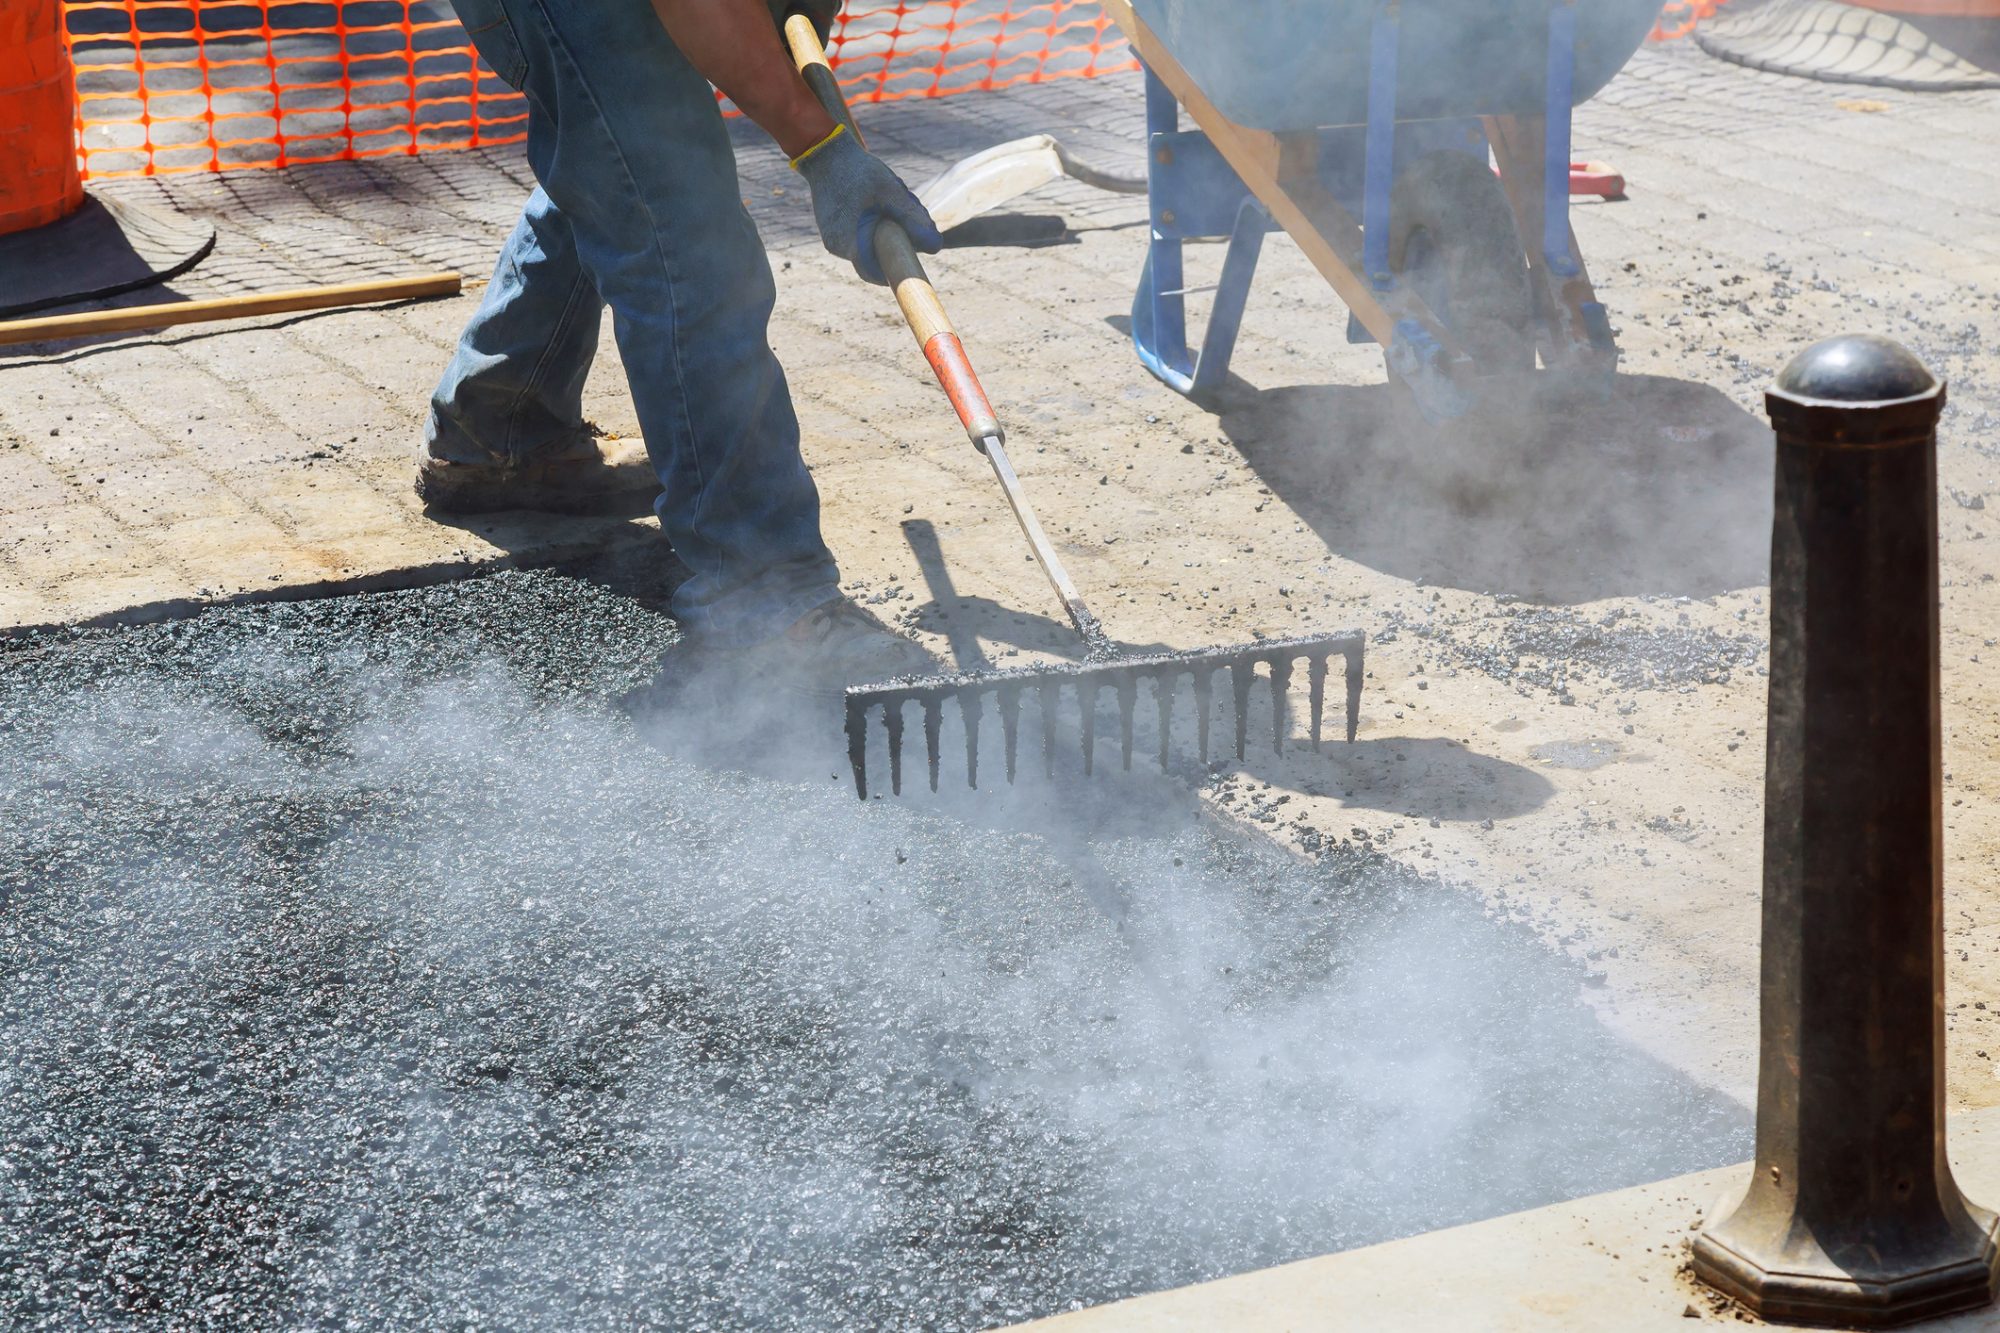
[782,14,1108,653]
[782,14,1003,450]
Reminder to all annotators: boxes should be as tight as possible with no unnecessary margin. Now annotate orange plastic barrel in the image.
[0,0,84,236]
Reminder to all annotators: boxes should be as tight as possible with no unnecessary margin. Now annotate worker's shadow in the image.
[1211,372,1773,604]
[899,518,1176,668]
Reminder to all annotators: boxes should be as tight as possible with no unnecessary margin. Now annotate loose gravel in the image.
[1379,599,1767,703]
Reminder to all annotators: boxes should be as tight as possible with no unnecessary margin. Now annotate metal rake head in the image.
[843,632,1365,799]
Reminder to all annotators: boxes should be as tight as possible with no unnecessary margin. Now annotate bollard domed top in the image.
[1774,334,1937,404]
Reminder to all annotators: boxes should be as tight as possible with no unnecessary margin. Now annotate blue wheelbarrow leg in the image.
[1543,0,1581,279]
[1131,62,1270,399]
[1133,65,1193,391]
[1361,0,1401,291]
[1545,0,1618,361]
[1131,253,1189,391]
[1529,0,1619,372]
[1361,0,1471,420]
[1188,198,1268,397]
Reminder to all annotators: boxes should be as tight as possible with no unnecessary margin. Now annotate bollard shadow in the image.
[1211,373,1774,604]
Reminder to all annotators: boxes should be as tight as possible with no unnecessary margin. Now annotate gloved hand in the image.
[791,124,944,286]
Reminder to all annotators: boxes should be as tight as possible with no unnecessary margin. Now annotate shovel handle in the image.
[782,14,1003,449]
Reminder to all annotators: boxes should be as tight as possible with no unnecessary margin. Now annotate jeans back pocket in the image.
[450,0,529,90]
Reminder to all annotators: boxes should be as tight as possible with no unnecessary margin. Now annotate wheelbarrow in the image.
[1098,0,1663,419]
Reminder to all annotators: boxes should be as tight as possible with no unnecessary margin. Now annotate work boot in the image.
[624,598,938,742]
[774,597,938,696]
[414,435,661,517]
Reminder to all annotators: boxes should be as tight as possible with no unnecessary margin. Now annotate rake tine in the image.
[1308,653,1329,751]
[846,697,869,799]
[1038,681,1058,779]
[838,632,1363,798]
[1269,653,1291,754]
[884,700,906,796]
[1080,680,1099,776]
[959,691,982,790]
[923,696,944,793]
[1116,673,1137,772]
[1230,660,1254,762]
[998,684,1021,785]
[1193,667,1214,763]
[1344,642,1365,743]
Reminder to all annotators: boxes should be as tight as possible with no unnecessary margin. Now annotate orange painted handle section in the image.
[1,0,83,235]
[921,331,1003,443]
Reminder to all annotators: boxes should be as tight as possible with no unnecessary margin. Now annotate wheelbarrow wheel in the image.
[1381,149,1536,420]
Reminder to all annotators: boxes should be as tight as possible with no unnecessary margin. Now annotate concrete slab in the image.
[1010,1107,2000,1332]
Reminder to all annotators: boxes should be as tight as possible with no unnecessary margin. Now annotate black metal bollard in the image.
[1692,335,2000,1325]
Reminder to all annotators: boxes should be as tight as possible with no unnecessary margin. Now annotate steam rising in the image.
[0,573,1746,1329]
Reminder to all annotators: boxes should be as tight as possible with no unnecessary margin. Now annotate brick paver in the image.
[3,46,1996,634]
[0,65,1157,630]
[34,43,1995,583]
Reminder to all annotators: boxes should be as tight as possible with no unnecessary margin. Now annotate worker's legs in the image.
[426,189,603,466]
[441,0,839,648]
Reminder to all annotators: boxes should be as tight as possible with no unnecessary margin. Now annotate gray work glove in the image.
[791,124,944,286]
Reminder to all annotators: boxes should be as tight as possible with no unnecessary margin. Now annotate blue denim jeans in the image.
[433,0,840,647]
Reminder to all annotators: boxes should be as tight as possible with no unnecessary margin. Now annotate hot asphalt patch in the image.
[2,570,1747,1330]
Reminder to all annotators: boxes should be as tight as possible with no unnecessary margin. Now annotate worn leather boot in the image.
[414,436,661,517]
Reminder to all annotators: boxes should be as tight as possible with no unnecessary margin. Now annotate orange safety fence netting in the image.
[61,0,1136,179]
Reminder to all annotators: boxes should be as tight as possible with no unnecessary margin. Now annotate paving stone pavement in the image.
[0,63,1150,632]
[1,40,1996,635]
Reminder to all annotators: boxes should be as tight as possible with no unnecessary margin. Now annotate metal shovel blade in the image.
[916,135,1146,234]
[843,631,1365,799]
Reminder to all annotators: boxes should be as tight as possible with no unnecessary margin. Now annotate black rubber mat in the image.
[0,191,215,319]
[1697,0,2000,92]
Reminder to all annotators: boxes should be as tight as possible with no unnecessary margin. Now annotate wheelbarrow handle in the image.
[782,13,1004,450]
